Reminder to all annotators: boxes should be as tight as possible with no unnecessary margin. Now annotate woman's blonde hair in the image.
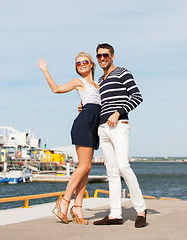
[75,52,96,80]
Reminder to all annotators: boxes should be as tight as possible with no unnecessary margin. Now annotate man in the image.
[93,43,147,228]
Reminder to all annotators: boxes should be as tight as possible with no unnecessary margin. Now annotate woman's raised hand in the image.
[36,58,48,72]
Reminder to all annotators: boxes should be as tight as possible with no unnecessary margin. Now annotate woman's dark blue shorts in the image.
[71,103,100,150]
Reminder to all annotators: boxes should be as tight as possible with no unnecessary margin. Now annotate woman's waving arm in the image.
[36,58,82,93]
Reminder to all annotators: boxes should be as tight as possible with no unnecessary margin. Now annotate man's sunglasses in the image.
[76,60,89,67]
[96,53,110,60]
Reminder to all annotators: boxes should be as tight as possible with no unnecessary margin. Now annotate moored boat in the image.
[0,168,32,184]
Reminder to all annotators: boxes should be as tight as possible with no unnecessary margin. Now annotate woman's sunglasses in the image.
[76,60,89,67]
[96,53,110,60]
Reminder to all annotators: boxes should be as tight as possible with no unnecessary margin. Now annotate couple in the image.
[37,43,147,228]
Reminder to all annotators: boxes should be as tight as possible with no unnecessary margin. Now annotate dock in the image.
[0,198,186,240]
[31,174,107,183]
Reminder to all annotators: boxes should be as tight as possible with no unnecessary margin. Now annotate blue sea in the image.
[0,162,186,210]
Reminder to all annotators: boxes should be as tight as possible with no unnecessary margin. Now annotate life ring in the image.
[17,151,22,157]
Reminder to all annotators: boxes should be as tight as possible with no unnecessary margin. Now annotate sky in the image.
[0,0,187,157]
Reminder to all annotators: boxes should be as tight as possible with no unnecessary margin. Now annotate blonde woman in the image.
[36,52,101,224]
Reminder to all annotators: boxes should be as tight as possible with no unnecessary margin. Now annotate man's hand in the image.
[107,111,120,127]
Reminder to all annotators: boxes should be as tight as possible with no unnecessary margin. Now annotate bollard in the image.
[66,163,70,177]
[4,162,8,172]
[122,189,128,198]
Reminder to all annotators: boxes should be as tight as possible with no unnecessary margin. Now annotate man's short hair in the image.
[96,43,114,55]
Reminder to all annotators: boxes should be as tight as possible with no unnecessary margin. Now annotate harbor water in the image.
[0,162,187,210]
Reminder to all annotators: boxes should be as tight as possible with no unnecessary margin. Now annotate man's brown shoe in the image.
[135,209,147,228]
[93,216,123,225]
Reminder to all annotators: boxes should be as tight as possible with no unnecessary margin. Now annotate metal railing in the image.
[0,190,89,208]
[93,189,157,199]
[0,189,181,209]
[94,189,109,198]
[93,189,173,200]
[160,197,181,201]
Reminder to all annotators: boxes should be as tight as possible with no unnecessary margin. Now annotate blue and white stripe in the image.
[99,67,143,124]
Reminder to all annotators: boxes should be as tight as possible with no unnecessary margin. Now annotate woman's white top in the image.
[77,78,101,106]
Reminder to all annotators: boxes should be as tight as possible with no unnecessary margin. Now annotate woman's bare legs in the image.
[73,146,94,217]
[59,146,94,217]
[73,173,90,218]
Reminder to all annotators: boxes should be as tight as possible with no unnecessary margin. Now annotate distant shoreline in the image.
[93,156,187,164]
[130,160,185,163]
[92,160,186,165]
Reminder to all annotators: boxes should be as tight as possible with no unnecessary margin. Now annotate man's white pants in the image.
[98,120,146,219]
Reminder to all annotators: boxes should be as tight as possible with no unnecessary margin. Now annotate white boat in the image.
[0,168,32,184]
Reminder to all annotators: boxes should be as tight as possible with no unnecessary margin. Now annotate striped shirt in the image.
[77,78,101,106]
[98,67,143,125]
